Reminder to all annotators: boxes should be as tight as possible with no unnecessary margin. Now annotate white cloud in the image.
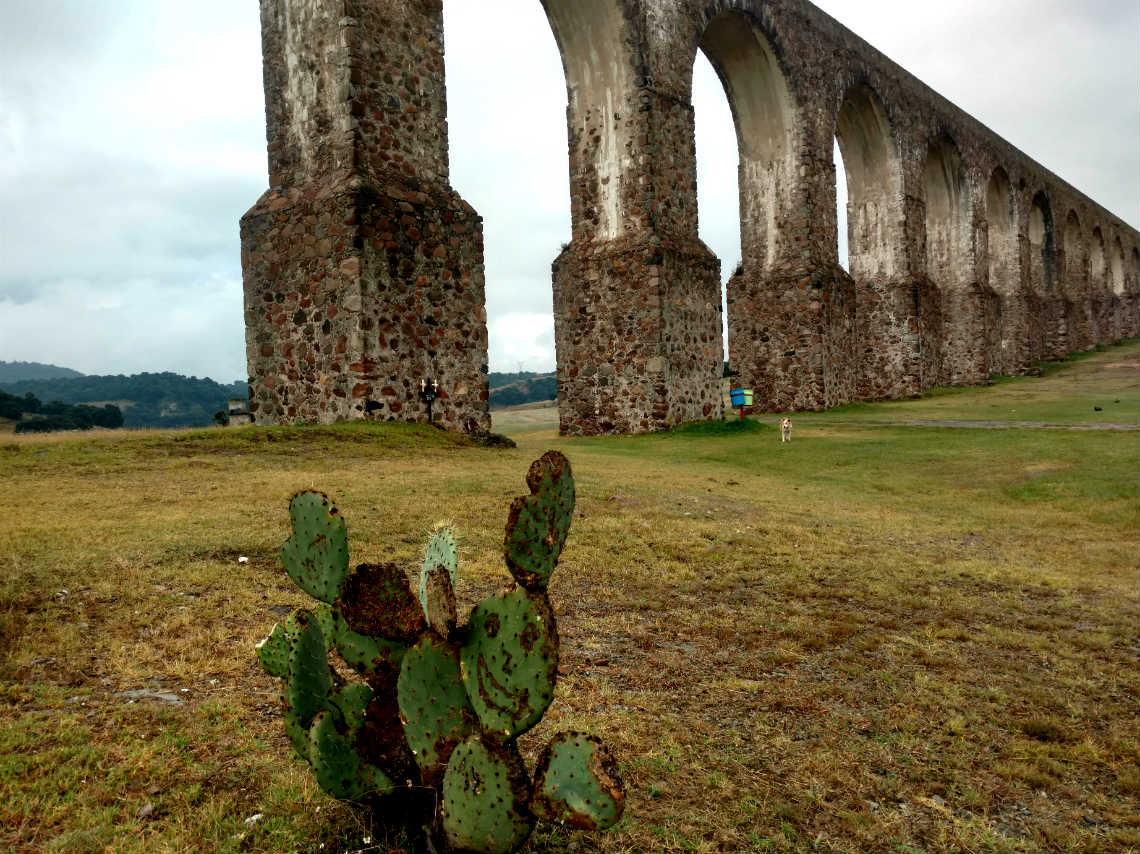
[0,275,245,382]
[489,312,556,374]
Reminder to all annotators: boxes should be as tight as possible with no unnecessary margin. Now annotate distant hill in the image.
[489,373,557,409]
[0,389,123,433]
[0,361,85,383]
[0,366,552,426]
[0,373,246,429]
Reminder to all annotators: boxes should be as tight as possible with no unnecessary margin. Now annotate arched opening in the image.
[1029,192,1055,295]
[698,10,797,275]
[835,140,848,271]
[924,136,982,383]
[835,84,900,279]
[986,168,1016,294]
[1110,237,1125,295]
[985,167,1015,373]
[1061,210,1085,350]
[923,136,966,291]
[1064,211,1084,299]
[1091,227,1106,293]
[444,1,567,377]
[1132,247,1140,291]
[693,52,742,366]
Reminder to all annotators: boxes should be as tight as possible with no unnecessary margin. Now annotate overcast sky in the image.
[1,0,1136,382]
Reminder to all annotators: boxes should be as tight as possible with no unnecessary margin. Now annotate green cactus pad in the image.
[460,587,558,738]
[420,565,458,637]
[398,634,474,784]
[329,609,407,675]
[330,681,373,734]
[531,732,626,830]
[503,451,574,590]
[441,735,534,854]
[309,710,395,801]
[281,491,349,604]
[256,617,297,679]
[283,611,333,756]
[312,602,335,644]
[335,562,426,642]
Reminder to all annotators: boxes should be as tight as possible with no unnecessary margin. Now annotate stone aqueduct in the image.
[241,0,1140,435]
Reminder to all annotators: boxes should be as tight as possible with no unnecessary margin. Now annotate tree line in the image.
[489,375,557,409]
[0,372,246,430]
[0,390,124,433]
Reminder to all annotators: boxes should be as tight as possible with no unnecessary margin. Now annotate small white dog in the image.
[779,417,792,442]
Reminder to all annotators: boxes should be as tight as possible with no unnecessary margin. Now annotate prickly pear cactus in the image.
[531,732,626,830]
[441,736,533,852]
[280,492,348,603]
[504,451,575,590]
[254,451,625,853]
[398,634,474,785]
[460,588,557,738]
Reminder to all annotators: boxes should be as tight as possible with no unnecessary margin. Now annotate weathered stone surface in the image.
[242,0,490,433]
[245,0,1139,434]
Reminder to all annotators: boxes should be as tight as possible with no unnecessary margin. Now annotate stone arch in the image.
[697,6,854,414]
[1090,227,1107,293]
[1062,210,1088,350]
[540,0,638,243]
[1110,236,1125,295]
[1028,192,1056,295]
[1132,246,1140,292]
[698,8,798,274]
[922,135,968,292]
[922,135,974,384]
[1063,210,1085,299]
[986,168,1016,296]
[985,167,1017,373]
[834,82,902,278]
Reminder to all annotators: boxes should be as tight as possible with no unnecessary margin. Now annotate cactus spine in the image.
[256,452,625,853]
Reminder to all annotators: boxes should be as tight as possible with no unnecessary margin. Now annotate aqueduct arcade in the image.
[241,0,1140,434]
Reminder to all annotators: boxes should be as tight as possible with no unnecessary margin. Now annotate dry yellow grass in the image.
[1,347,1137,853]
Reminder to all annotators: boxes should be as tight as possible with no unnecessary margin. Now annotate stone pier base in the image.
[728,265,858,412]
[553,236,723,435]
[241,174,491,432]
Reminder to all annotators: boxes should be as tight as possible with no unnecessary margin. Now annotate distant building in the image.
[227,397,252,427]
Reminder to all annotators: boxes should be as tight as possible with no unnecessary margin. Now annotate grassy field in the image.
[1,344,1137,853]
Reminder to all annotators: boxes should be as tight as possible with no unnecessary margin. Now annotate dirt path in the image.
[753,417,1139,431]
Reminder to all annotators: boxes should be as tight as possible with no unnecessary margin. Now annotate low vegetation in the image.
[489,375,557,410]
[0,390,123,433]
[0,372,246,430]
[0,344,1137,853]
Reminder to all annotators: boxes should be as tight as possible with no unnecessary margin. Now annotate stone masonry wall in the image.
[561,0,1140,414]
[544,0,726,435]
[243,0,490,432]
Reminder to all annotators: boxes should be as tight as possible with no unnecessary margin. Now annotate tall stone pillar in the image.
[543,0,723,435]
[240,0,490,432]
[724,113,859,413]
